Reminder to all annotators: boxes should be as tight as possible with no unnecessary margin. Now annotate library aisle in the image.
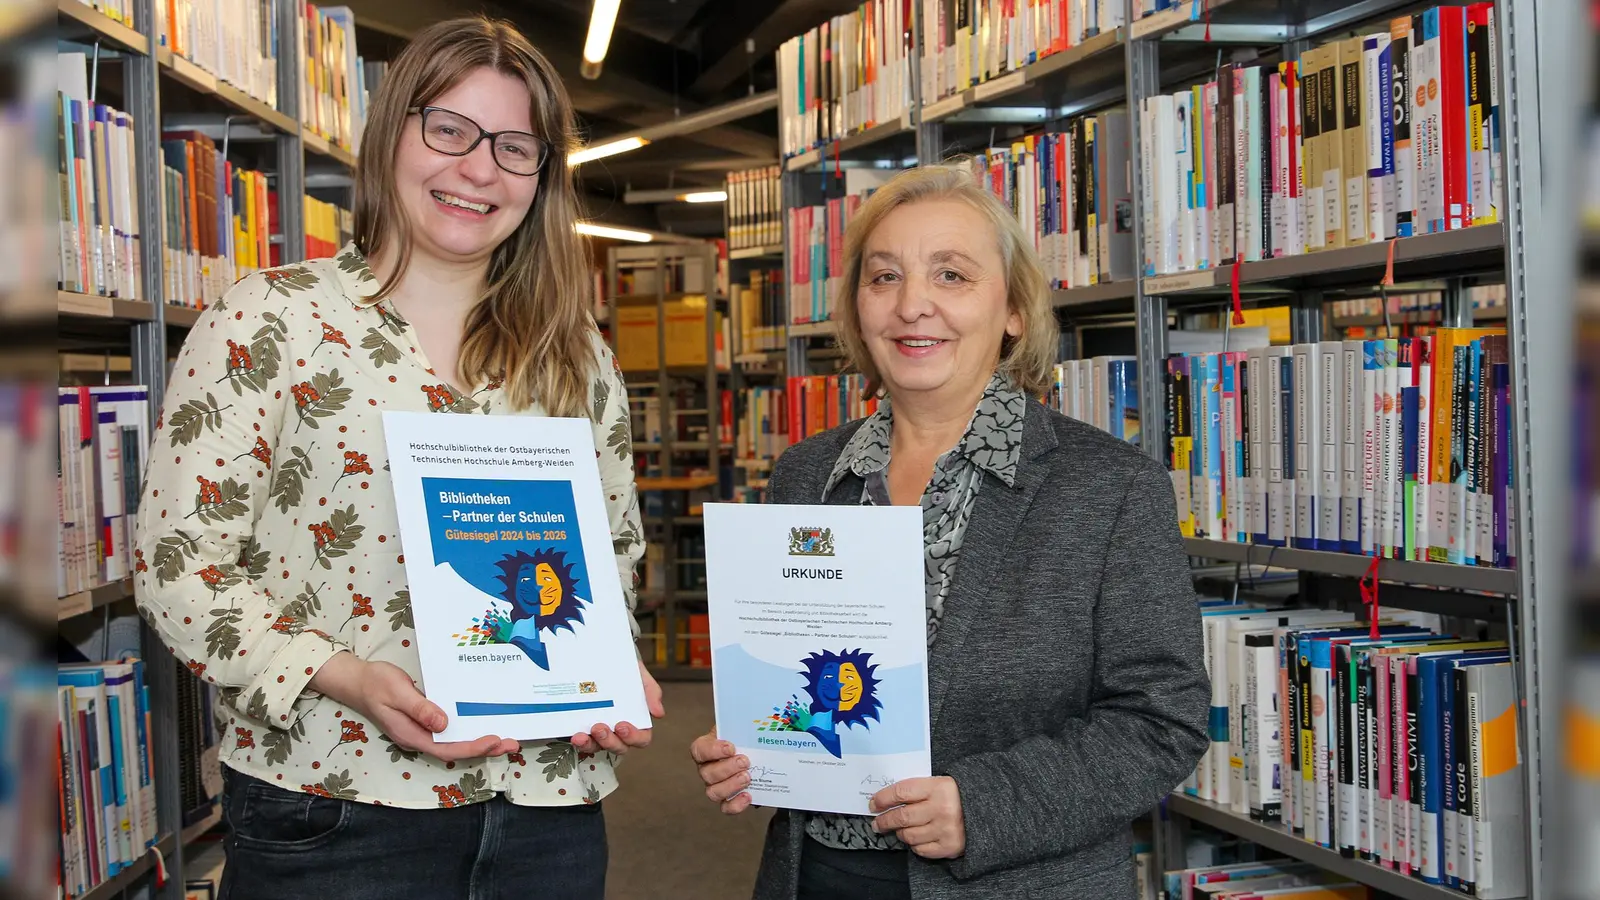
[28,0,1598,898]
[602,683,771,900]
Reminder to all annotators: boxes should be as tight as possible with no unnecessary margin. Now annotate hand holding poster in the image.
[382,412,649,742]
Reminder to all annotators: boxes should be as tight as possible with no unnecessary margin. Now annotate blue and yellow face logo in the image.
[756,649,881,758]
[498,549,583,632]
[453,549,584,671]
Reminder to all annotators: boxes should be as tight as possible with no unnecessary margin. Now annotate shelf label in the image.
[788,149,821,171]
[1144,270,1217,295]
[923,94,967,122]
[973,70,1027,102]
[59,591,92,621]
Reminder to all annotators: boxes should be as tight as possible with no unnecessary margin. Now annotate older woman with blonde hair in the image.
[691,163,1209,899]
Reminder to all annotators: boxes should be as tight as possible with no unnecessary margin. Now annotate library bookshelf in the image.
[770,0,1561,896]
[54,0,361,893]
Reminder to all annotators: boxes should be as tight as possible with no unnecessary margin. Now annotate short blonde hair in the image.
[832,162,1057,398]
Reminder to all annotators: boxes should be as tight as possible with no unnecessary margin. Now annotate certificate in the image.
[704,503,930,816]
[382,412,649,742]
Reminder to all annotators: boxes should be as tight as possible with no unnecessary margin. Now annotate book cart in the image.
[771,0,1570,896]
[51,0,361,893]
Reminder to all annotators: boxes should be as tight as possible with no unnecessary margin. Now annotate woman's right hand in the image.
[310,651,520,763]
[690,728,754,813]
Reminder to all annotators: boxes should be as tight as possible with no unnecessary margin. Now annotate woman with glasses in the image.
[133,16,658,899]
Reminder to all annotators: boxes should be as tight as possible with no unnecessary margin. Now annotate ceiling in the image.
[345,0,858,236]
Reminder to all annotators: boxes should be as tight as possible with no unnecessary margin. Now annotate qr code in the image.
[579,681,597,694]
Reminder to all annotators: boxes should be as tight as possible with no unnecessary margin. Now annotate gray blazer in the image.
[750,399,1210,900]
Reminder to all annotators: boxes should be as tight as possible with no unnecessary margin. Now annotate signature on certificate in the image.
[749,765,786,780]
[859,773,897,789]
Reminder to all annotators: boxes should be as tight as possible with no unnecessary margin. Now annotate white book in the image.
[1175,91,1195,272]
[1292,344,1320,547]
[1156,94,1179,275]
[1366,34,1394,242]
[1341,341,1364,553]
[1318,341,1343,553]
[1243,66,1265,263]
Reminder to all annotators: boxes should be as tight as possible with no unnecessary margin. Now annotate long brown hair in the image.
[354,15,597,417]
[833,163,1058,398]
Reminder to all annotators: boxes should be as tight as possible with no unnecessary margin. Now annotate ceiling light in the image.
[575,222,652,242]
[678,191,727,203]
[568,136,649,166]
[581,0,622,80]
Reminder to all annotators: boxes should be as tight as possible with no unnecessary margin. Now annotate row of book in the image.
[1159,859,1376,899]
[58,56,142,300]
[156,0,280,108]
[777,0,912,159]
[732,377,883,468]
[150,0,366,154]
[301,3,364,153]
[1166,328,1515,568]
[725,166,782,251]
[734,269,786,355]
[58,386,151,599]
[737,386,791,464]
[58,660,159,898]
[787,169,895,325]
[919,0,1124,109]
[1191,600,1526,897]
[1049,356,1140,447]
[305,196,353,260]
[963,111,1137,291]
[1329,285,1508,323]
[627,389,736,450]
[1140,7,1501,278]
[161,132,278,310]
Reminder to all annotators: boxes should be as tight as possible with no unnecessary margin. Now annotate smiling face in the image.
[855,199,1021,406]
[535,562,561,616]
[837,662,863,711]
[392,66,542,271]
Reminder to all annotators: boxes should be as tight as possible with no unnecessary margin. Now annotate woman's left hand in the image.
[572,660,666,754]
[869,776,966,859]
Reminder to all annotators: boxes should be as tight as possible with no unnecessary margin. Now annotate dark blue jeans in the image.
[217,767,606,900]
[796,836,911,900]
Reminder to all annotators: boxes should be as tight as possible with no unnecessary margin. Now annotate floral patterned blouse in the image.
[805,372,1026,851]
[132,243,645,809]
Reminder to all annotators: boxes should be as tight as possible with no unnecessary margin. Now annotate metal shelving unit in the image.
[1163,795,1467,900]
[54,0,359,893]
[605,244,727,681]
[770,0,1557,895]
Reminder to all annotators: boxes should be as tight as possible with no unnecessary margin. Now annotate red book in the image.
[1425,6,1469,230]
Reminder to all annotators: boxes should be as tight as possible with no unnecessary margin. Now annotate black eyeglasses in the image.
[408,106,548,176]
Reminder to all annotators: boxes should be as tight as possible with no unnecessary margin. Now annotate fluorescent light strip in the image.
[583,0,622,64]
[574,222,652,242]
[678,191,728,203]
[568,136,649,166]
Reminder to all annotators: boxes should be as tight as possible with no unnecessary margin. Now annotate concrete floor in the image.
[604,681,773,900]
